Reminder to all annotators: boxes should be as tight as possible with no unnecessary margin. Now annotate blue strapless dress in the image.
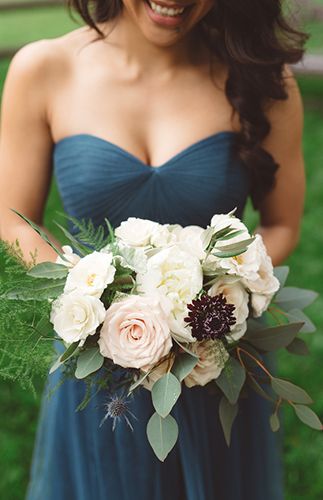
[26,132,284,500]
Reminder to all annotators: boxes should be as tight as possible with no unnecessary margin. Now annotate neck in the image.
[97,10,206,78]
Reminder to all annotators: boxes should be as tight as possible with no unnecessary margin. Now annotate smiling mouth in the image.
[145,0,193,19]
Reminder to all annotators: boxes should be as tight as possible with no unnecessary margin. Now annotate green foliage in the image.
[146,412,179,462]
[215,357,246,405]
[151,373,181,419]
[0,241,55,392]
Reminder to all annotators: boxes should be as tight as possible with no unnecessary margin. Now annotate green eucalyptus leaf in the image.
[49,343,80,374]
[4,278,65,301]
[61,341,80,362]
[215,357,246,405]
[273,266,290,288]
[27,262,69,280]
[274,287,318,311]
[271,378,313,404]
[269,413,280,432]
[146,412,179,462]
[247,375,274,402]
[286,337,310,356]
[151,373,181,418]
[219,396,238,446]
[244,322,304,351]
[293,404,322,430]
[171,353,198,382]
[75,347,104,379]
[286,309,316,334]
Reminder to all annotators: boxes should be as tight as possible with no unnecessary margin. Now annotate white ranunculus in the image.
[115,217,159,247]
[176,225,206,260]
[136,246,203,342]
[64,251,116,298]
[56,245,81,268]
[208,275,250,341]
[50,292,106,344]
[184,340,229,388]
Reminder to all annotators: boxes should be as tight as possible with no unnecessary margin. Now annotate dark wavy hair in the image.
[66,0,308,208]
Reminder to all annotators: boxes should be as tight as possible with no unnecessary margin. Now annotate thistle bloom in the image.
[100,393,137,431]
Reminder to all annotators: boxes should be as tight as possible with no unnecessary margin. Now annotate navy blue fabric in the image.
[26,132,284,500]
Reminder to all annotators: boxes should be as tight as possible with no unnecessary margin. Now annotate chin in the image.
[124,0,214,47]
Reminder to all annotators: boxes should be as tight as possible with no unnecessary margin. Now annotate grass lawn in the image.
[0,4,323,498]
[0,5,81,48]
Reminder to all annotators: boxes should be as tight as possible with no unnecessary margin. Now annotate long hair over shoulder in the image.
[66,0,308,208]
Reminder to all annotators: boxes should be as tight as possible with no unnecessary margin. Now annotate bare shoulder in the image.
[5,27,90,85]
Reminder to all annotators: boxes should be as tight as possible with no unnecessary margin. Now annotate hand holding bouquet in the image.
[0,209,321,461]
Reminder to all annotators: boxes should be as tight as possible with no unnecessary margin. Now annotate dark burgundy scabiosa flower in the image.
[184,293,236,341]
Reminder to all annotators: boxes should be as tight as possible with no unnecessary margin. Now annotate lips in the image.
[144,0,193,27]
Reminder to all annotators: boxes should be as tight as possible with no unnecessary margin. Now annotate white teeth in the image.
[149,1,185,17]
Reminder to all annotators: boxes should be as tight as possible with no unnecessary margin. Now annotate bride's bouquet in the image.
[0,209,321,461]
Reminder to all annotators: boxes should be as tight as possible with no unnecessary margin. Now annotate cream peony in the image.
[50,291,106,344]
[176,225,206,260]
[184,340,229,387]
[136,246,203,342]
[56,245,81,268]
[64,251,116,298]
[98,295,172,370]
[208,276,249,341]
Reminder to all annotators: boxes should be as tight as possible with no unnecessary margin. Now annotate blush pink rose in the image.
[98,295,172,370]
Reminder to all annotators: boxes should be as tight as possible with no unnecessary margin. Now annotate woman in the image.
[0,1,307,499]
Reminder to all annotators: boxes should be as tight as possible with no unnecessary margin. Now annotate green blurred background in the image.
[0,1,322,499]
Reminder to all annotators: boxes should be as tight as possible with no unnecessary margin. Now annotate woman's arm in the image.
[0,40,62,263]
[255,65,306,266]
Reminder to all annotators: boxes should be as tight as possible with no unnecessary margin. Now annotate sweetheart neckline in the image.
[53,130,238,170]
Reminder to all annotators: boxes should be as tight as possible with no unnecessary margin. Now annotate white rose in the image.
[136,246,203,342]
[202,214,250,275]
[56,245,81,268]
[64,251,116,298]
[50,292,106,344]
[208,276,250,341]
[184,340,229,387]
[241,235,280,317]
[98,295,172,370]
[115,217,158,247]
[176,226,206,260]
[211,213,250,246]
